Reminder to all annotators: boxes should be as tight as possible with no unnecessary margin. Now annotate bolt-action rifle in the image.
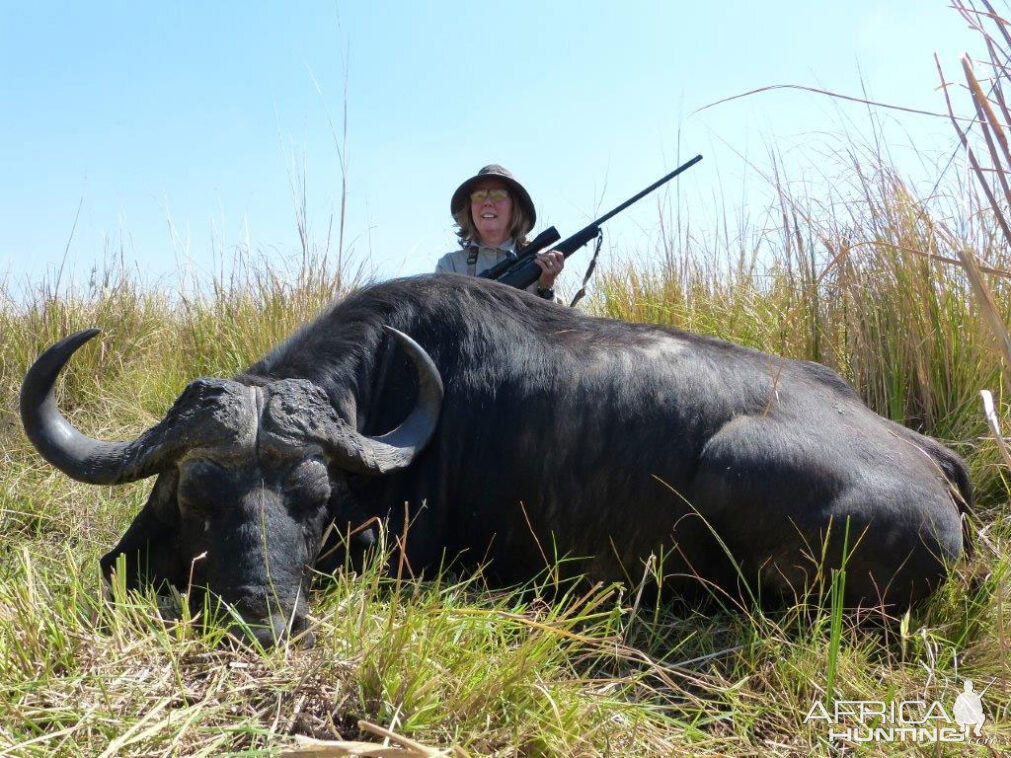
[478,154,703,290]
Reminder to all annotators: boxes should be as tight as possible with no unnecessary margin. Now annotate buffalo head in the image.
[20,327,442,647]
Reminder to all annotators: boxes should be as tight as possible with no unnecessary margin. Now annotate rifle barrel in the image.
[590,154,703,229]
[491,154,703,291]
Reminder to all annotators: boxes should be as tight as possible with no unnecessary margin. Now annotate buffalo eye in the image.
[177,458,236,511]
[285,459,332,507]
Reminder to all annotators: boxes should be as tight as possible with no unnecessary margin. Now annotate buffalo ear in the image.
[100,471,184,591]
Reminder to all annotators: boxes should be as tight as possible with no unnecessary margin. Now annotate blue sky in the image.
[0,1,981,292]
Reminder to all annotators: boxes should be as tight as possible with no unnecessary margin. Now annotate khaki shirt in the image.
[435,240,541,295]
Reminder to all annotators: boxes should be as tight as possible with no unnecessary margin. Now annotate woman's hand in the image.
[535,250,565,288]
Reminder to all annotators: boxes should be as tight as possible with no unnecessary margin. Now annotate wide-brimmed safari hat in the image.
[450,164,536,229]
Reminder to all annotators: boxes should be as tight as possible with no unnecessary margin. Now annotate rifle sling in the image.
[568,228,603,308]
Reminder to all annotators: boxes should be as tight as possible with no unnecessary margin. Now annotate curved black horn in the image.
[326,326,444,475]
[20,329,167,484]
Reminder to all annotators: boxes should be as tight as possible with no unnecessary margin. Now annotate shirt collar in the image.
[482,237,516,255]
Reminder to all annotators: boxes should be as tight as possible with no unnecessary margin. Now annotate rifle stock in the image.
[477,226,560,282]
[493,225,600,289]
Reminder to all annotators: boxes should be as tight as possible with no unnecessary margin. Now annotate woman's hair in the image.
[453,194,531,248]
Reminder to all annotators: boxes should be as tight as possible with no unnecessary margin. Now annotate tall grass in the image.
[2,149,1010,754]
[5,10,1011,753]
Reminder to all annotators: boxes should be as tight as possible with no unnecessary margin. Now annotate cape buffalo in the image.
[21,274,972,645]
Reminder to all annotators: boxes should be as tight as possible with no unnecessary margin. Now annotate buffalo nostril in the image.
[244,623,279,649]
[294,626,316,648]
[284,614,315,647]
[228,614,312,648]
[290,615,315,647]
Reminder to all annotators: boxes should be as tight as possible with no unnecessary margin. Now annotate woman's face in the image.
[470,179,513,246]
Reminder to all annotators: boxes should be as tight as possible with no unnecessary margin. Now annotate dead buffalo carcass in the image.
[21,274,972,645]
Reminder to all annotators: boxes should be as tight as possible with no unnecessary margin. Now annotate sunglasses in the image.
[470,188,510,204]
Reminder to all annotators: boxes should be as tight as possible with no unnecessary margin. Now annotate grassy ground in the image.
[3,150,1011,757]
[7,6,1011,744]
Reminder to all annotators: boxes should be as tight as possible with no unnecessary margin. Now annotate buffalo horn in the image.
[20,329,171,484]
[325,326,444,475]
